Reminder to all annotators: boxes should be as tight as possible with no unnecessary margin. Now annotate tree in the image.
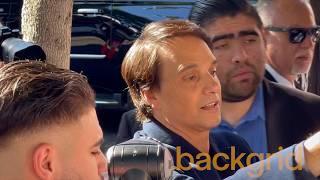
[21,0,73,69]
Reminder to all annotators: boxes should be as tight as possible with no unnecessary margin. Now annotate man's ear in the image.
[261,28,269,48]
[261,28,272,63]
[32,144,55,180]
[141,88,159,109]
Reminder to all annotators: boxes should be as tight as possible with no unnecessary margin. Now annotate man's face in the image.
[264,1,316,76]
[204,14,266,102]
[151,36,221,132]
[55,108,107,180]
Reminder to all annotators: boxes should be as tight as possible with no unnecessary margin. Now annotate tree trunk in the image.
[308,0,320,95]
[21,0,73,69]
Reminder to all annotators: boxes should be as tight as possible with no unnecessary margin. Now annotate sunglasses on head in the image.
[265,26,320,44]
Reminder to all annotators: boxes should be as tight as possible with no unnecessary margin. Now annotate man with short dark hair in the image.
[0,61,107,180]
[189,0,320,154]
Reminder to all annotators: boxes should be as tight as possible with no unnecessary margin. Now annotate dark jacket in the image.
[135,119,258,180]
[132,119,317,180]
[264,69,277,83]
[263,79,320,152]
[116,109,142,143]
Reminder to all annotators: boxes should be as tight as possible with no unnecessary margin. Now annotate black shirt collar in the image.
[141,118,220,157]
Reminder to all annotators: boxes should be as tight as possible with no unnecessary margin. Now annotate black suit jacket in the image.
[264,69,304,90]
[263,79,320,152]
[116,109,142,143]
[264,69,277,82]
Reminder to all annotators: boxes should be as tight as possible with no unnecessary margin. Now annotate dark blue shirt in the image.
[214,84,268,154]
[135,118,256,179]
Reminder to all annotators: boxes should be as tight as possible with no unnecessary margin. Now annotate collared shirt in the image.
[214,84,268,154]
[141,120,223,180]
[265,64,295,88]
[138,119,257,179]
[135,120,312,179]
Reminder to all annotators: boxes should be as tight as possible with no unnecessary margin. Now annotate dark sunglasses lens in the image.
[289,29,306,43]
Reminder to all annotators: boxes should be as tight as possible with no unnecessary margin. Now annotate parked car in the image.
[0,0,22,29]
[0,0,257,134]
[0,0,194,132]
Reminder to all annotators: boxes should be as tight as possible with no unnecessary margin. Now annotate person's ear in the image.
[261,28,268,48]
[32,144,55,180]
[261,28,272,63]
[141,88,159,109]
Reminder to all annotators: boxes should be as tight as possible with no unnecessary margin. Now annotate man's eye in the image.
[244,38,257,44]
[213,43,229,50]
[188,75,198,81]
[184,74,198,81]
[209,70,217,77]
[91,150,101,155]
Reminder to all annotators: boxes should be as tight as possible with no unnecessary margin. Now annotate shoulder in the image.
[119,109,141,129]
[263,79,320,104]
[121,108,137,119]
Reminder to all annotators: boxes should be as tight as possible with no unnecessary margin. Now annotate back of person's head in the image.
[0,61,107,180]
[0,60,95,141]
[121,20,211,122]
[189,0,262,29]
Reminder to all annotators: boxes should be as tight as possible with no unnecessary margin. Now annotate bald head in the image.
[257,0,314,27]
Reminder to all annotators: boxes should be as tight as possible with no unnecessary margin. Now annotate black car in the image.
[0,0,257,138]
[0,0,194,133]
[70,0,195,133]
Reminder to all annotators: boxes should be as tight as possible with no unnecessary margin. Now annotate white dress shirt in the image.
[265,64,295,88]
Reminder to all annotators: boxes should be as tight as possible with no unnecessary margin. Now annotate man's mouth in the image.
[201,101,220,110]
[231,70,254,81]
[296,55,311,62]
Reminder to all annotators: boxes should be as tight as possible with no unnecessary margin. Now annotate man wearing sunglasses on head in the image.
[257,0,319,90]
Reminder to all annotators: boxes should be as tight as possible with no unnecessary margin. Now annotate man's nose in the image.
[231,45,249,64]
[204,73,221,95]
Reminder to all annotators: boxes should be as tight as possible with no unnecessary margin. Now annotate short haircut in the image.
[189,0,263,29]
[256,0,311,26]
[121,19,212,121]
[0,61,95,147]
[256,0,275,25]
